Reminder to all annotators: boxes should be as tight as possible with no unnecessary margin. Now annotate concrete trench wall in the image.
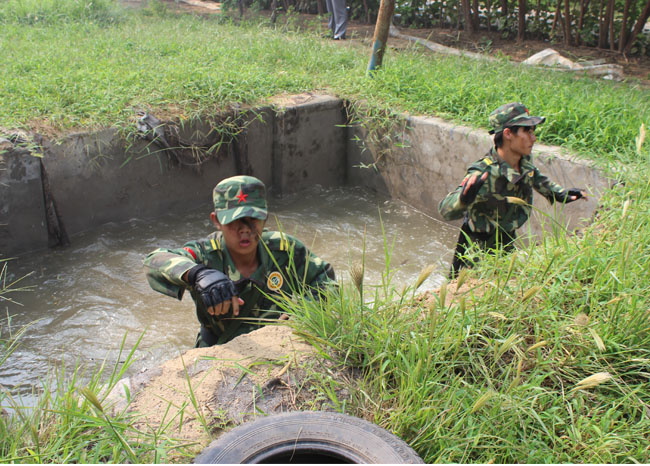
[1,94,609,257]
[347,114,610,241]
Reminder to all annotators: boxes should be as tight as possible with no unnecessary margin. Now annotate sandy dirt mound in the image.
[121,324,334,454]
[111,278,490,457]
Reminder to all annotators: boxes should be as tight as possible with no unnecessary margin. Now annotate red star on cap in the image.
[236,190,248,203]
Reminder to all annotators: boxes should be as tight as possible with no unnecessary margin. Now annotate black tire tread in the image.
[194,411,424,464]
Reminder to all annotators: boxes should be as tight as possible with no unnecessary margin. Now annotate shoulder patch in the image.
[267,271,283,291]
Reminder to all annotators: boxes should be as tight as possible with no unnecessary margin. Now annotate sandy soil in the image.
[112,324,351,458]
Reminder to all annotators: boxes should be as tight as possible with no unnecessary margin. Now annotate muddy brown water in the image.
[1,186,457,395]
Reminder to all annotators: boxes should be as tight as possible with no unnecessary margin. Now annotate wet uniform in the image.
[144,230,335,346]
[439,147,570,275]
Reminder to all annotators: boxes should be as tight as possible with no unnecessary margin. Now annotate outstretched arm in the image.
[144,243,241,316]
[551,188,589,203]
[531,167,588,204]
[438,168,489,220]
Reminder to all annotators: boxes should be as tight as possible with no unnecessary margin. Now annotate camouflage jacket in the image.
[438,148,567,233]
[143,230,335,344]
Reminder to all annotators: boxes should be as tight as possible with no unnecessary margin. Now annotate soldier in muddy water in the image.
[439,102,588,278]
[144,175,336,347]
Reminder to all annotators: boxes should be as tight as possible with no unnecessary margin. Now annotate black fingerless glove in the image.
[553,188,583,204]
[187,265,237,309]
[459,175,487,205]
[565,189,583,202]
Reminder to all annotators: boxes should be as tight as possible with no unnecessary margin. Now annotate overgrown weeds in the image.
[0,325,193,462]
[1,267,191,463]
[277,175,650,462]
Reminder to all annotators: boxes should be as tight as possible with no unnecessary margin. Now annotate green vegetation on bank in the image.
[1,0,650,463]
[0,0,648,165]
[281,171,650,462]
[0,327,190,462]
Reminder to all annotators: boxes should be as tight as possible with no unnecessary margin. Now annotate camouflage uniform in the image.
[143,175,335,346]
[439,103,573,276]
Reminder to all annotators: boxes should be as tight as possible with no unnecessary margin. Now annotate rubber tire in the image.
[194,411,424,464]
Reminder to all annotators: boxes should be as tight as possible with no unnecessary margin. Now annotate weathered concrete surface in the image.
[2,95,609,256]
[1,94,348,255]
[40,124,251,238]
[0,145,49,254]
[271,94,347,196]
[347,114,610,241]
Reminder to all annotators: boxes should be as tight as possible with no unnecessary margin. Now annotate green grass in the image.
[0,0,648,165]
[1,0,650,462]
[278,174,650,462]
[0,319,194,463]
[0,0,124,25]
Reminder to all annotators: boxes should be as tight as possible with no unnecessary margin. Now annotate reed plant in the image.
[0,309,190,462]
[278,174,650,462]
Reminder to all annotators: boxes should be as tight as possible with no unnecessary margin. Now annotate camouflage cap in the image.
[213,175,268,225]
[488,102,546,134]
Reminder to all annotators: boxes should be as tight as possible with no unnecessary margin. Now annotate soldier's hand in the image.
[460,171,488,205]
[566,188,588,202]
[186,265,238,314]
[208,296,244,317]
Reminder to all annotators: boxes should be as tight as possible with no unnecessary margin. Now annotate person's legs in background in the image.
[324,0,335,37]
[331,0,347,39]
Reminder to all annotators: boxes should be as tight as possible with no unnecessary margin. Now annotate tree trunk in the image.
[462,0,475,33]
[576,0,591,45]
[440,2,445,27]
[618,0,634,51]
[598,0,607,48]
[487,0,492,31]
[501,0,508,19]
[316,0,325,15]
[551,0,562,34]
[270,0,278,23]
[472,0,480,30]
[598,0,615,48]
[605,0,616,49]
[363,0,371,23]
[563,0,572,44]
[517,0,526,40]
[367,0,396,73]
[624,0,650,53]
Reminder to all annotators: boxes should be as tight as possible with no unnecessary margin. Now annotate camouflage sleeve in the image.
[530,166,566,204]
[285,236,336,294]
[438,162,488,220]
[143,241,205,300]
